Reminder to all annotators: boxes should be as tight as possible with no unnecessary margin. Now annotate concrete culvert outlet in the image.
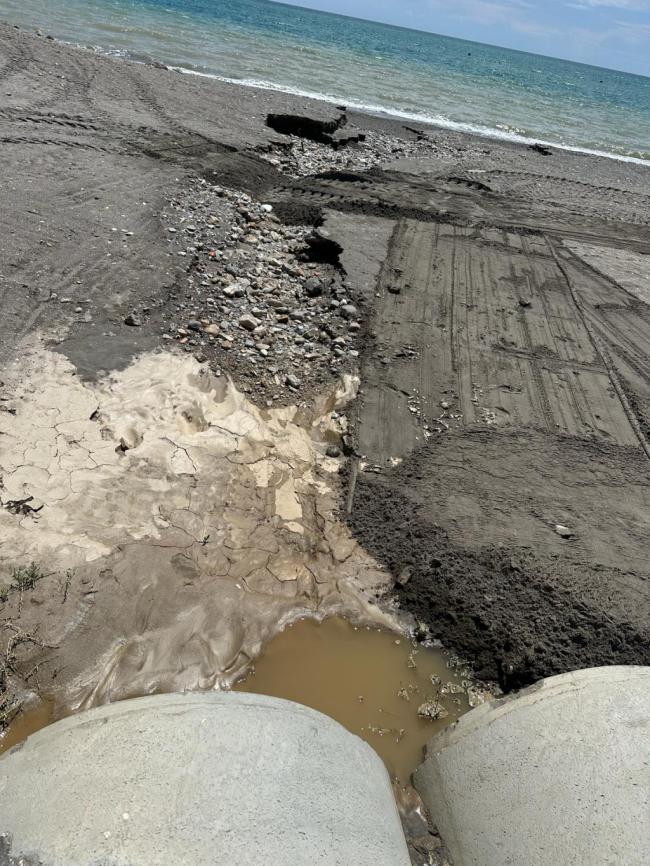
[0,692,411,866]
[414,666,650,866]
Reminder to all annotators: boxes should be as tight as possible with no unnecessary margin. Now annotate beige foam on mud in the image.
[0,341,395,717]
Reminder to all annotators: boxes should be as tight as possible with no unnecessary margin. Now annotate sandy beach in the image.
[1,16,649,743]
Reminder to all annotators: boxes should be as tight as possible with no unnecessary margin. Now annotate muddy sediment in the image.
[350,445,650,688]
[0,344,394,720]
[1,616,488,783]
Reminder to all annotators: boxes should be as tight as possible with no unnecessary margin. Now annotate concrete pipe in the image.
[415,665,650,866]
[0,692,411,866]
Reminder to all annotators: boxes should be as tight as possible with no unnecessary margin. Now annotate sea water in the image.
[2,0,649,160]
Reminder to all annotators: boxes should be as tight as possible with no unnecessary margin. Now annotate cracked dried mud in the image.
[1,345,394,719]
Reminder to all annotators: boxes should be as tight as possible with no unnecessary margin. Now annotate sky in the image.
[275,0,650,75]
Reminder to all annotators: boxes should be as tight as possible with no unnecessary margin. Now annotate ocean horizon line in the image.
[265,0,650,80]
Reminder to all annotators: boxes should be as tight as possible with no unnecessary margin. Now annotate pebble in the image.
[124,313,141,327]
[258,126,458,178]
[341,304,358,319]
[239,314,261,332]
[304,276,323,297]
[163,179,366,398]
[418,700,449,721]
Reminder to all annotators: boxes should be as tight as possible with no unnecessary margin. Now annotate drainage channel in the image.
[1,617,483,785]
[234,616,477,784]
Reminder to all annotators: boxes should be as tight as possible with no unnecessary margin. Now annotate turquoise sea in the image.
[2,0,650,161]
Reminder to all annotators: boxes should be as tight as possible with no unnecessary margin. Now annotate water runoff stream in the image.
[1,615,487,786]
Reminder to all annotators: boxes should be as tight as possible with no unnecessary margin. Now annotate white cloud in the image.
[612,18,650,34]
[568,0,650,9]
[427,0,555,31]
[419,0,649,73]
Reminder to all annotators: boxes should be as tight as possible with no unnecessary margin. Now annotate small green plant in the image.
[10,562,44,591]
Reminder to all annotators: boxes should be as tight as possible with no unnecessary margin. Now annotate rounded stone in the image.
[0,692,410,866]
[415,666,650,866]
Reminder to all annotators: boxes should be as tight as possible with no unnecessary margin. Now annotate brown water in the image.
[0,699,55,754]
[234,616,473,783]
[1,617,479,783]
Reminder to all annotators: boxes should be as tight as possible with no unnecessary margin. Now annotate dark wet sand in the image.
[1,20,649,698]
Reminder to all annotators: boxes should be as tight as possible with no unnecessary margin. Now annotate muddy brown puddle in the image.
[234,616,473,783]
[0,699,55,755]
[2,617,477,783]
